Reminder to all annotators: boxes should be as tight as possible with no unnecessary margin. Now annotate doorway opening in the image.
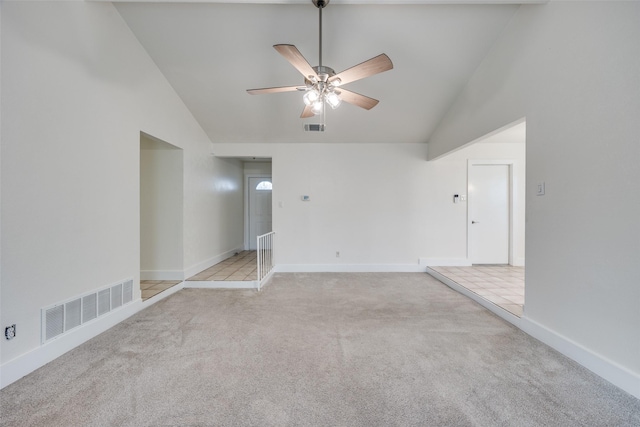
[139,133,184,300]
[429,120,526,317]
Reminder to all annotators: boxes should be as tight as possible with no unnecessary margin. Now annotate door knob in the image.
[472,221,479,224]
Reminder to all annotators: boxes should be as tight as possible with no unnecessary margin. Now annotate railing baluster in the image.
[256,231,275,291]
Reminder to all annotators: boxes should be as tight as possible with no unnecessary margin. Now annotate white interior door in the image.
[248,177,272,250]
[469,164,510,264]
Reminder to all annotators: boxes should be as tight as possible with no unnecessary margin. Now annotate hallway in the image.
[187,251,257,281]
[140,251,258,300]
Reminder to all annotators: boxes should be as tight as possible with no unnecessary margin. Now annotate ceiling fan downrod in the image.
[313,0,328,68]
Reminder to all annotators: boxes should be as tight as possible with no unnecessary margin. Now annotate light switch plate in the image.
[537,182,545,196]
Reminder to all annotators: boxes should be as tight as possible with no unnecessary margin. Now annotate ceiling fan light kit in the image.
[247,0,393,130]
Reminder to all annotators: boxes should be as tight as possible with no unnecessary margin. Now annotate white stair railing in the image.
[257,231,275,291]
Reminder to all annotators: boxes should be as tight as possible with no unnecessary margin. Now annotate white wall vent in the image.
[97,289,110,316]
[65,298,82,331]
[41,278,136,344]
[111,283,122,310]
[123,280,133,304]
[304,123,325,132]
[83,294,97,323]
[45,305,64,341]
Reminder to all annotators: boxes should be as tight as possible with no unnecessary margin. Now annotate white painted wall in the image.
[140,136,184,276]
[191,155,244,276]
[0,1,242,367]
[428,2,640,391]
[243,161,272,176]
[214,141,524,270]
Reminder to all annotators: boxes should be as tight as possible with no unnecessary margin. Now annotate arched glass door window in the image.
[255,181,272,191]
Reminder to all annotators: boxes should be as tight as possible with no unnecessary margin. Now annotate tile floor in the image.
[140,280,181,301]
[187,250,257,282]
[139,251,258,301]
[429,265,525,316]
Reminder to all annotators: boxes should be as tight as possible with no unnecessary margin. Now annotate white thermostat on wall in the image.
[301,195,310,201]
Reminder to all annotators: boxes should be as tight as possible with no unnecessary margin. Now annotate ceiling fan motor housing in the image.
[306,66,336,85]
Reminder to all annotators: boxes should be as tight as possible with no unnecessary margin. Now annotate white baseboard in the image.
[276,264,427,273]
[140,269,184,281]
[183,247,243,279]
[419,258,524,267]
[520,317,640,399]
[512,257,525,266]
[419,258,471,267]
[183,280,258,289]
[1,299,145,389]
[426,267,640,400]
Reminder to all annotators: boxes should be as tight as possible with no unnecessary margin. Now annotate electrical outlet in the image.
[336,251,340,258]
[5,324,16,340]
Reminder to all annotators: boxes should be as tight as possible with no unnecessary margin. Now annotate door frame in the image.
[244,173,272,250]
[467,159,516,265]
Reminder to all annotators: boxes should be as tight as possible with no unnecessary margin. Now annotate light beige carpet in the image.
[1,273,639,426]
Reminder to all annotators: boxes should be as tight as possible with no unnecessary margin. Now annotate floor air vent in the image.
[41,277,135,344]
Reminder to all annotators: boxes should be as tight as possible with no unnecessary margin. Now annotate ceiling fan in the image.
[247,0,393,120]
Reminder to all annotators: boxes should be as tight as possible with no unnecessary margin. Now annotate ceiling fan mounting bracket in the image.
[312,0,329,9]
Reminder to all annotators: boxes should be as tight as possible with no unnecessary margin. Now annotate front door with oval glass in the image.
[248,177,272,250]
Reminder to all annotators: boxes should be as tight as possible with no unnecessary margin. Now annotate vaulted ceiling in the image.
[114,1,536,144]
